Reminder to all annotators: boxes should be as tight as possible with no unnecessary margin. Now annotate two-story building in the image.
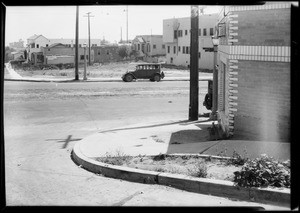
[163,13,219,70]
[132,35,166,62]
[215,2,292,142]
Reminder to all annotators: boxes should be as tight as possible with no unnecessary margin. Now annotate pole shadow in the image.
[46,135,82,149]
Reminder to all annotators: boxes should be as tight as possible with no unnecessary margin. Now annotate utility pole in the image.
[126,6,128,43]
[83,44,87,80]
[121,27,123,43]
[84,12,94,66]
[189,5,199,121]
[74,6,79,80]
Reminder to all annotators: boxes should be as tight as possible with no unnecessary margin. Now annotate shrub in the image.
[233,154,290,188]
[227,150,248,166]
[153,153,166,161]
[188,161,207,178]
[97,150,132,166]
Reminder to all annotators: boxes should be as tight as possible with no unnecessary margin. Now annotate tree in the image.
[5,46,15,62]
[117,45,129,59]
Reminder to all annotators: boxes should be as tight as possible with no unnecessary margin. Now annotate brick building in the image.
[92,45,123,64]
[216,2,292,142]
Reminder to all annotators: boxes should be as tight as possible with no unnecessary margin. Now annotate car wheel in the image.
[153,74,161,82]
[125,74,133,82]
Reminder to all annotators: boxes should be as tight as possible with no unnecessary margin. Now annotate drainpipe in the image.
[210,45,218,120]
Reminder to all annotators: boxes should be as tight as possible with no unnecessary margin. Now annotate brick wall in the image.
[236,8,290,46]
[92,46,121,63]
[234,60,290,142]
[44,47,75,56]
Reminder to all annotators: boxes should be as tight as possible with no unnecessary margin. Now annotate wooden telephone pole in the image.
[74,6,79,80]
[189,5,199,121]
[84,12,94,66]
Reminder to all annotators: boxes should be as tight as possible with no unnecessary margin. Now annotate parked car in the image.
[122,63,165,82]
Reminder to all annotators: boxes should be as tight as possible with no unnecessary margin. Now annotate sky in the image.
[5,5,222,46]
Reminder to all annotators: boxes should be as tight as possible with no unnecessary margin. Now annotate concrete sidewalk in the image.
[76,118,290,161]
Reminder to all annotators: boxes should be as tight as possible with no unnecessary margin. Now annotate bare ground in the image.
[12,61,212,79]
[95,154,242,182]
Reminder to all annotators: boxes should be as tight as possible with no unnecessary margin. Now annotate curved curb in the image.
[72,141,290,207]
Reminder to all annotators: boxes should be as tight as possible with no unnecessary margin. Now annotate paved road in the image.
[3,81,287,209]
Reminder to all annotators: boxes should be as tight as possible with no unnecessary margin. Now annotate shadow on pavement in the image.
[46,135,82,149]
[166,122,224,154]
[98,120,192,133]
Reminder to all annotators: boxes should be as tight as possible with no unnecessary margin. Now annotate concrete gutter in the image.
[72,142,290,207]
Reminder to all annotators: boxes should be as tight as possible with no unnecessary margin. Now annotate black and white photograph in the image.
[2,1,298,210]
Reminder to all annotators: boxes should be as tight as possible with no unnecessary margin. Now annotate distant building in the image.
[92,45,123,64]
[11,51,24,60]
[215,2,292,142]
[163,13,218,69]
[26,34,101,62]
[132,35,166,62]
[42,43,95,65]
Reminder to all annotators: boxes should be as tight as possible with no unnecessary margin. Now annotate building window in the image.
[198,52,201,58]
[178,30,183,37]
[80,55,84,60]
[153,44,156,49]
[198,29,201,36]
[174,30,177,39]
[173,46,176,54]
[203,29,207,36]
[183,46,185,54]
[36,44,39,48]
[178,46,181,52]
[186,46,189,54]
[170,57,173,63]
[185,30,188,35]
[98,50,101,55]
[167,46,170,53]
[138,44,140,50]
[162,44,165,49]
[210,28,214,36]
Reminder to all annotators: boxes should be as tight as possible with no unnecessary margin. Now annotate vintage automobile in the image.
[122,63,165,82]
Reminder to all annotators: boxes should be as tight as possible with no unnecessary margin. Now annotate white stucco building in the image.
[163,13,218,70]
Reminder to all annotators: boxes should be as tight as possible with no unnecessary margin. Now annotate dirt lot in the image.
[12,61,212,79]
